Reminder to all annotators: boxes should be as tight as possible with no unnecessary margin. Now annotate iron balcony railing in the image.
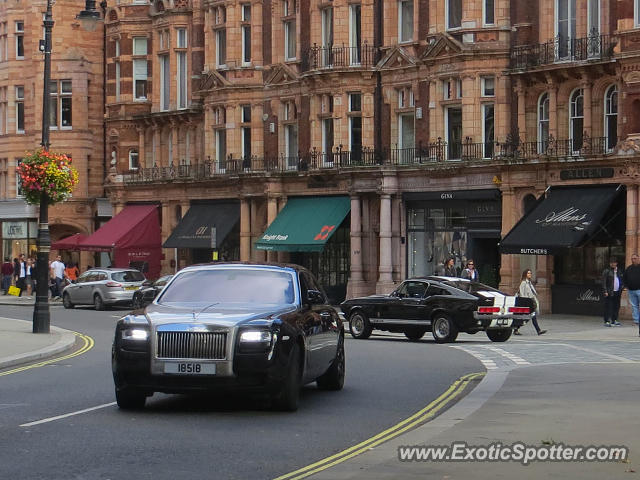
[510,32,616,70]
[121,136,613,184]
[302,42,381,71]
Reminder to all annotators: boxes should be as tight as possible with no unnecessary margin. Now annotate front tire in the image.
[404,328,427,341]
[94,293,105,311]
[62,293,74,309]
[432,314,459,343]
[349,311,373,340]
[486,328,513,342]
[115,388,146,410]
[316,336,345,391]
[273,344,301,411]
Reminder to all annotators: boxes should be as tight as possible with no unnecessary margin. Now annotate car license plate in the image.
[125,286,139,290]
[490,318,513,328]
[164,362,216,375]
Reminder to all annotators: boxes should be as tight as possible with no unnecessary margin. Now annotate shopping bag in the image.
[8,285,20,296]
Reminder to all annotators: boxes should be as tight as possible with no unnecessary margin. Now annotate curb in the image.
[0,322,77,370]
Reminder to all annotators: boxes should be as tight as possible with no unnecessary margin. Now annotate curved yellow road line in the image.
[274,371,485,480]
[0,331,94,377]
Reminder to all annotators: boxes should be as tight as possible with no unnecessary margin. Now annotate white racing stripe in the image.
[20,402,116,427]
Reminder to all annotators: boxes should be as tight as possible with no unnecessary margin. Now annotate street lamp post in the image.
[33,0,55,334]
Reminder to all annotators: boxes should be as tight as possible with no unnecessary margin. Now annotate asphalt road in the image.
[0,305,482,480]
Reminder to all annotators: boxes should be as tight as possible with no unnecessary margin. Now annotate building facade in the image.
[0,0,108,268]
[103,0,640,315]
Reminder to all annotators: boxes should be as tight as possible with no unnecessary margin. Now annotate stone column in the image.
[137,127,146,168]
[172,127,179,165]
[391,195,402,282]
[277,197,289,263]
[240,197,251,261]
[548,85,558,140]
[582,79,592,138]
[346,194,366,298]
[516,80,526,141]
[628,185,639,259]
[267,195,279,262]
[153,129,160,166]
[376,193,394,293]
[498,187,516,293]
[252,198,266,262]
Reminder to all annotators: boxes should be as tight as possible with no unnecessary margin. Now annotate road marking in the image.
[273,371,485,480]
[20,402,116,427]
[482,345,531,365]
[0,331,94,377]
[451,346,499,370]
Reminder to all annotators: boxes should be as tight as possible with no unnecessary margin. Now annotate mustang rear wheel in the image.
[349,311,373,339]
[62,293,74,309]
[115,388,146,410]
[486,328,512,342]
[316,336,345,391]
[273,343,301,412]
[432,314,458,343]
[404,328,427,341]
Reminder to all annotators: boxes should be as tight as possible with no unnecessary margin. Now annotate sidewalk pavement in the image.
[1,306,639,478]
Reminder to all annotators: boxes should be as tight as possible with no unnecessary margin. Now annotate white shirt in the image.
[51,260,66,279]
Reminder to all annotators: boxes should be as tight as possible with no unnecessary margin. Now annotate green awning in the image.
[255,196,350,252]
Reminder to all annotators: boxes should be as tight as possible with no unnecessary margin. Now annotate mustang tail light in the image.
[508,306,530,314]
[478,307,500,314]
[105,281,123,288]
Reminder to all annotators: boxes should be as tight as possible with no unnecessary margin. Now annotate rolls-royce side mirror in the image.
[307,290,324,305]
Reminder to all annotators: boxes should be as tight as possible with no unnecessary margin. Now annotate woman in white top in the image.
[513,269,547,336]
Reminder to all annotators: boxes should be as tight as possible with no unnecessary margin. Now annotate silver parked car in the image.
[63,268,146,310]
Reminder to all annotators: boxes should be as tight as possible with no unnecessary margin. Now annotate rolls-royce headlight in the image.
[122,328,149,341]
[239,330,272,343]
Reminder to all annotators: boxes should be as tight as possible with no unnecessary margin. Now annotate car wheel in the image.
[316,335,345,391]
[132,293,141,309]
[432,314,459,343]
[349,311,373,340]
[62,293,74,309]
[486,328,513,342]
[94,293,105,311]
[404,328,427,341]
[115,388,146,410]
[273,343,301,412]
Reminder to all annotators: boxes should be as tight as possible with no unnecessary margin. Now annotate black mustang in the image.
[341,276,533,343]
[112,263,344,411]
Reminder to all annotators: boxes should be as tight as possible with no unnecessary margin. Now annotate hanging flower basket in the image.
[16,148,79,205]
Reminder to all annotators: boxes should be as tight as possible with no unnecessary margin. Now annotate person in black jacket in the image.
[623,254,640,334]
[602,257,624,327]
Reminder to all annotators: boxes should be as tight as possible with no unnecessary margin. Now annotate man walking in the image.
[1,257,13,294]
[603,257,624,327]
[50,255,66,299]
[623,254,640,326]
[16,254,26,297]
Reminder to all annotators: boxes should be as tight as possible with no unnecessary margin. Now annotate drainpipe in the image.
[100,1,107,197]
[374,0,383,160]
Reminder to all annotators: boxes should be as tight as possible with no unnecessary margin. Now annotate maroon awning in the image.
[51,233,87,250]
[78,205,161,252]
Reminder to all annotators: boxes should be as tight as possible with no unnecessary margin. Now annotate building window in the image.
[482,104,494,158]
[133,37,148,100]
[16,158,23,197]
[115,40,121,101]
[398,0,413,43]
[15,21,24,59]
[159,30,169,51]
[160,54,170,110]
[605,84,618,152]
[398,87,414,108]
[445,106,462,160]
[0,22,8,62]
[481,77,495,97]
[350,4,362,64]
[538,92,550,153]
[348,93,362,160]
[216,29,226,67]
[636,0,640,27]
[321,7,333,66]
[283,0,296,60]
[215,129,227,171]
[447,0,462,29]
[176,28,187,109]
[443,78,462,100]
[557,0,576,59]
[569,88,584,153]
[483,0,494,25]
[0,86,6,135]
[15,85,24,134]
[241,105,251,159]
[241,4,251,65]
[128,149,139,170]
[48,80,72,129]
[322,118,334,154]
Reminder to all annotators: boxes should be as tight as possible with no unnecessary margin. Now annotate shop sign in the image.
[440,192,454,199]
[2,221,27,239]
[576,288,601,302]
[559,167,614,181]
[535,207,590,230]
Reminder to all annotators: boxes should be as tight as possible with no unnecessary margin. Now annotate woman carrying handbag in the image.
[513,269,547,336]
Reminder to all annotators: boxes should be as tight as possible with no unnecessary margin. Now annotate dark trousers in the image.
[531,313,542,333]
[604,292,622,323]
[16,277,26,296]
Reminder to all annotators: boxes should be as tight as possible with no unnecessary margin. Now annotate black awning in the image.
[500,185,622,255]
[163,203,239,249]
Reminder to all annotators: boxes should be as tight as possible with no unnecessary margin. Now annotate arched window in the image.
[604,84,618,151]
[569,88,584,153]
[537,93,549,153]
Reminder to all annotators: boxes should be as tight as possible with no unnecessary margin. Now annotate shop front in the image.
[404,189,502,287]
[0,200,38,261]
[500,184,625,316]
[255,196,351,304]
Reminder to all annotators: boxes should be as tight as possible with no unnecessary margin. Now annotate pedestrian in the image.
[50,254,66,299]
[623,253,640,326]
[65,262,80,283]
[513,269,547,336]
[16,254,26,297]
[442,256,457,277]
[602,257,624,327]
[12,257,19,286]
[460,259,479,281]
[25,257,33,297]
[1,257,13,294]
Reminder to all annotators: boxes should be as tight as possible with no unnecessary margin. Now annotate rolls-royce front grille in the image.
[156,331,227,360]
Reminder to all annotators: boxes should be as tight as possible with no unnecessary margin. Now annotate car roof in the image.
[87,268,142,273]
[178,262,305,275]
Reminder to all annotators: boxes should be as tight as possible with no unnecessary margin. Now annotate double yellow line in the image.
[0,331,94,377]
[274,371,485,480]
